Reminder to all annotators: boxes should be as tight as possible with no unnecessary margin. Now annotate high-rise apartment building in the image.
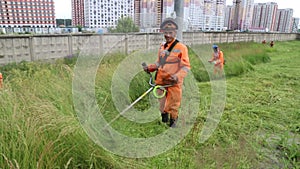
[203,0,216,31]
[239,0,254,31]
[71,0,228,32]
[230,0,254,31]
[188,0,204,30]
[139,0,227,32]
[201,0,226,31]
[224,5,234,30]
[274,8,293,33]
[183,0,190,30]
[140,0,159,29]
[0,0,56,28]
[82,0,134,29]
[162,0,175,18]
[215,0,226,30]
[70,0,296,33]
[251,2,278,32]
[134,0,141,27]
[139,0,173,32]
[72,0,85,26]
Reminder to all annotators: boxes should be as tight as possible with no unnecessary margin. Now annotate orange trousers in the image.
[158,84,182,119]
[214,63,223,75]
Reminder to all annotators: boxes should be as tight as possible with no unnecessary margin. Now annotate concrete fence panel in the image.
[0,36,31,64]
[0,32,299,65]
[127,33,147,54]
[148,33,164,49]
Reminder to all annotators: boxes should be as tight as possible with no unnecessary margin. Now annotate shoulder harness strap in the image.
[159,39,179,67]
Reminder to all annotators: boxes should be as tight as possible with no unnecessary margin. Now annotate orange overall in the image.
[209,50,224,75]
[150,39,190,119]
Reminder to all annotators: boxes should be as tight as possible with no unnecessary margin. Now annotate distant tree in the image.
[109,16,139,33]
[76,25,83,32]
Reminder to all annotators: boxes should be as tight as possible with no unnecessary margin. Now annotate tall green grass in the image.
[0,61,124,168]
[0,41,299,168]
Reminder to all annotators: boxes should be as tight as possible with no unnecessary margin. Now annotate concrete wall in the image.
[0,32,299,65]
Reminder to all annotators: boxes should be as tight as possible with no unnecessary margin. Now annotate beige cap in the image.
[160,18,178,30]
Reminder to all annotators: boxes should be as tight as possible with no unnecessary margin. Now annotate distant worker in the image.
[270,41,274,47]
[208,45,225,77]
[262,40,266,44]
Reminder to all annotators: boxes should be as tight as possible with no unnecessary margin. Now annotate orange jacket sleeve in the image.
[175,43,190,81]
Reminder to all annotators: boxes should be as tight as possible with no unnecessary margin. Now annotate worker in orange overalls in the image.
[270,41,274,47]
[143,18,190,128]
[208,44,224,77]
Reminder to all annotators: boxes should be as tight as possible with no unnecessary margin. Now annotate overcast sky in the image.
[54,0,300,19]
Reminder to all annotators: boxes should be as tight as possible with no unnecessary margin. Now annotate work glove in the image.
[164,74,178,84]
[208,60,218,65]
[143,64,157,73]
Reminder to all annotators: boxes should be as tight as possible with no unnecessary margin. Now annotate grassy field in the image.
[0,41,299,168]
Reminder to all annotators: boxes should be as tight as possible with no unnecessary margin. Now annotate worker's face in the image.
[163,29,176,43]
[213,47,218,53]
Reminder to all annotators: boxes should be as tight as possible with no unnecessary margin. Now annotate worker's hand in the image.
[165,74,178,84]
[142,63,157,73]
[145,64,157,73]
[171,75,178,83]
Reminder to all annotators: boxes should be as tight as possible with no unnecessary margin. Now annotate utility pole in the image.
[174,0,184,41]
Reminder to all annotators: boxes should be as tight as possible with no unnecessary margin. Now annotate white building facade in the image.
[188,0,204,31]
[240,0,254,31]
[83,0,134,29]
[138,0,226,32]
[251,2,278,32]
[183,0,226,31]
[274,8,294,33]
[201,0,226,31]
[0,0,56,33]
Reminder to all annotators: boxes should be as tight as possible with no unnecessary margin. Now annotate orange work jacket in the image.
[210,51,224,66]
[154,39,190,85]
